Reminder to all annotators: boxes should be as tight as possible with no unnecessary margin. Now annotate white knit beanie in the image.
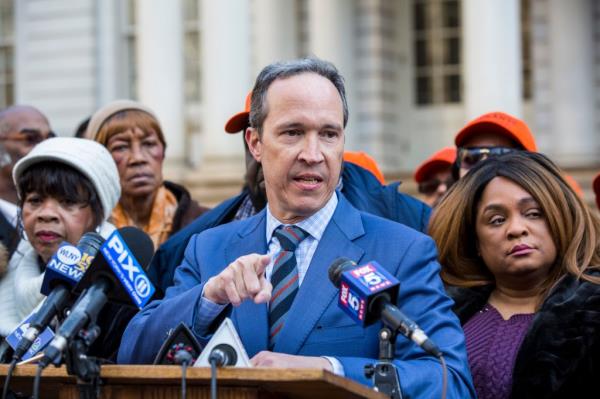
[12,137,121,220]
[84,99,166,149]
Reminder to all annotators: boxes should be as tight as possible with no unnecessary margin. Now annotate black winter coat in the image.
[450,271,600,399]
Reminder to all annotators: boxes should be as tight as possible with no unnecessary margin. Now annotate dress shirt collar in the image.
[266,192,338,243]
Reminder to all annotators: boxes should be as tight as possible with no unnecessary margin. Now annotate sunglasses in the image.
[418,177,455,195]
[457,146,515,170]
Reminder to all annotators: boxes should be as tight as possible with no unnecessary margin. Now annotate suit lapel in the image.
[274,195,366,355]
[225,211,270,357]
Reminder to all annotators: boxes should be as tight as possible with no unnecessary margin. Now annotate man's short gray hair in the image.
[249,58,349,133]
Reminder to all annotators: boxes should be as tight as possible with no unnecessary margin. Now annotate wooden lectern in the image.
[0,364,386,398]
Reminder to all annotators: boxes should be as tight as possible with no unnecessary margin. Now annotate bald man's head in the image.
[0,105,52,167]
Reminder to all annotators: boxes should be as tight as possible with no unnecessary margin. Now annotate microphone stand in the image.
[364,326,403,399]
[64,324,103,399]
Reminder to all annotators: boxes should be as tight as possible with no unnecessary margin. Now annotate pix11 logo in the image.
[102,231,155,308]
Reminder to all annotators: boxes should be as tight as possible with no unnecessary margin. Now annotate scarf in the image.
[111,185,177,249]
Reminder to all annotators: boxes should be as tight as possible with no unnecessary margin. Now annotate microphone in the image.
[208,344,237,367]
[72,226,155,306]
[154,322,203,365]
[194,318,250,367]
[12,232,104,360]
[39,227,155,367]
[153,323,203,399]
[328,258,442,357]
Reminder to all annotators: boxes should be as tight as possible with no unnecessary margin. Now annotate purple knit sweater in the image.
[463,304,534,399]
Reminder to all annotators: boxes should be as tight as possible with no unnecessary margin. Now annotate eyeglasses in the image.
[457,146,515,170]
[418,177,455,195]
[0,130,56,146]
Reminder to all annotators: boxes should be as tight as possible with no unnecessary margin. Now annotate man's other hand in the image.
[251,351,333,371]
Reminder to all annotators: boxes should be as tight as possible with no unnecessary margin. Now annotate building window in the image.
[521,0,532,100]
[0,0,14,108]
[413,0,462,106]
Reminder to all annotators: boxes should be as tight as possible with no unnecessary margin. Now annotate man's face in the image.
[419,168,453,208]
[458,132,518,178]
[0,109,51,167]
[246,73,345,224]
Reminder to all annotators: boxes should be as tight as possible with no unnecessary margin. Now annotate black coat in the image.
[450,271,600,399]
[163,180,210,236]
[87,181,209,362]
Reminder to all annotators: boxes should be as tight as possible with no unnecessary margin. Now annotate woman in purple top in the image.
[429,151,600,399]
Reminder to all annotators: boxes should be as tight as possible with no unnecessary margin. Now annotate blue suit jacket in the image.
[118,195,474,397]
[146,162,430,296]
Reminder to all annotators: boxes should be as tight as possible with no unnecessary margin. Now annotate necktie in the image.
[268,225,308,348]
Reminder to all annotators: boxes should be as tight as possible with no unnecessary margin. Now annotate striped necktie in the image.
[268,225,309,348]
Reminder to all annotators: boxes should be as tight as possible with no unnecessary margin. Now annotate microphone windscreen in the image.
[117,226,154,271]
[78,231,105,257]
[40,231,105,295]
[328,257,356,287]
[73,226,156,307]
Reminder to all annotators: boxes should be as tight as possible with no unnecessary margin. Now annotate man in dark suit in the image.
[119,58,474,398]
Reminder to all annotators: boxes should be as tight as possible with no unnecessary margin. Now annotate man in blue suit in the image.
[119,58,474,397]
[145,92,430,297]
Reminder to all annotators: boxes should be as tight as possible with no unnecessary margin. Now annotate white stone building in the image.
[0,0,598,204]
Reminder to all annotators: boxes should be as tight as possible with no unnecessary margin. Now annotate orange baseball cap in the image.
[224,91,252,133]
[414,147,457,183]
[593,173,600,209]
[455,111,537,152]
[343,151,386,184]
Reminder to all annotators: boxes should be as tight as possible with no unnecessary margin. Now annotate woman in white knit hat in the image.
[0,137,121,359]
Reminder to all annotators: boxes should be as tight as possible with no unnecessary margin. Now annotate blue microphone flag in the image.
[40,243,85,295]
[338,261,399,326]
[100,229,155,308]
[6,313,55,361]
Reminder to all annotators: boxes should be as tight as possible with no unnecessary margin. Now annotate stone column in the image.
[307,0,357,145]
[544,0,596,165]
[253,0,298,73]
[136,0,185,164]
[200,0,250,168]
[463,0,522,118]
